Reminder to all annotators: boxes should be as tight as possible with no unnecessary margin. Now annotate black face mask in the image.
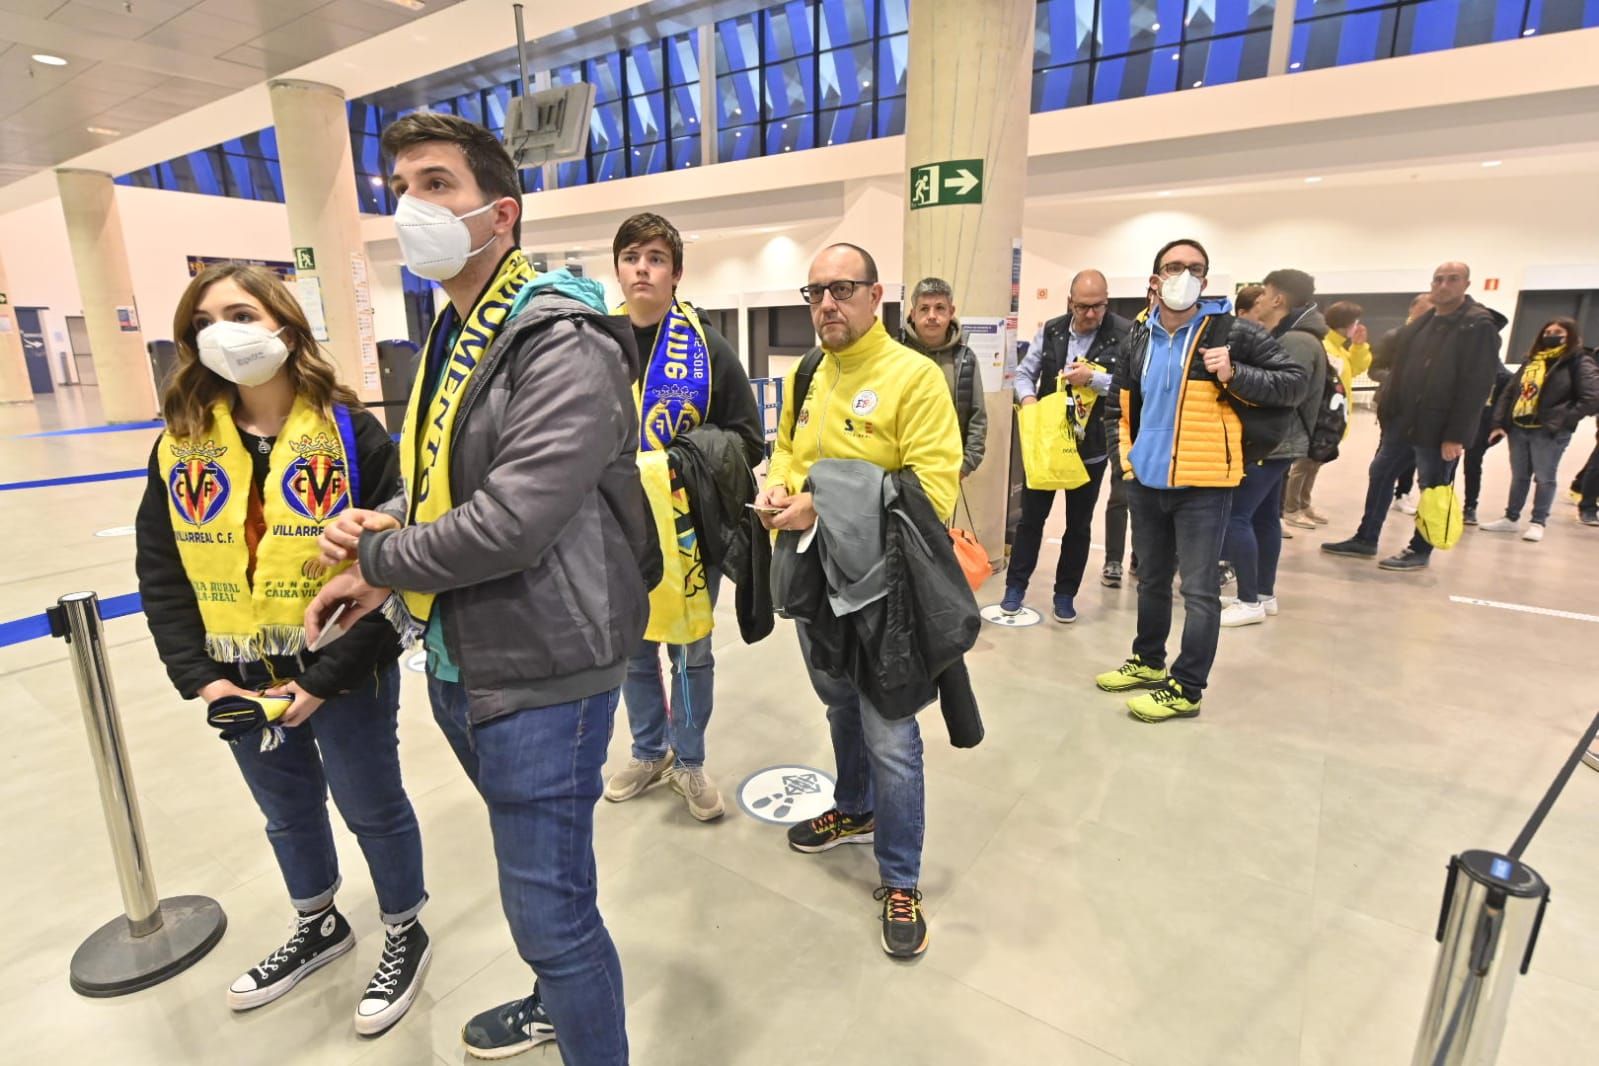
[1541,333,1565,348]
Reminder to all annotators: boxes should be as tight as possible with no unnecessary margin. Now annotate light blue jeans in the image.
[1505,427,1574,525]
[620,568,721,768]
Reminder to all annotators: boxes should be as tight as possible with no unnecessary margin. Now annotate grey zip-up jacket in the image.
[362,290,653,725]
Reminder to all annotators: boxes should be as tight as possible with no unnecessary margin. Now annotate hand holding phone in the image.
[308,601,352,652]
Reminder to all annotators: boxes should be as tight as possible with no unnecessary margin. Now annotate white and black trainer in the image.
[354,918,432,1036]
[227,905,355,1011]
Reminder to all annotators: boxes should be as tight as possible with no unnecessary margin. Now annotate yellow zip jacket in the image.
[767,318,963,521]
[1323,328,1372,429]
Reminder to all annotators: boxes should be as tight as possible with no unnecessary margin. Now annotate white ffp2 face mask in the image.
[393,194,498,281]
[197,321,290,387]
[1159,270,1204,313]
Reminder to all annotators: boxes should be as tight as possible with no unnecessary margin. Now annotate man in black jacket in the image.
[1006,269,1129,621]
[1324,262,1503,570]
[604,212,765,823]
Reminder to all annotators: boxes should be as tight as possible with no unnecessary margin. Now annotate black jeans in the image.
[1462,407,1499,510]
[1005,458,1107,597]
[1126,482,1233,696]
[1104,445,1128,566]
[1576,437,1599,509]
[1355,433,1459,557]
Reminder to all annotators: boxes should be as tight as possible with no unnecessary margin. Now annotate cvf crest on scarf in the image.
[637,300,713,452]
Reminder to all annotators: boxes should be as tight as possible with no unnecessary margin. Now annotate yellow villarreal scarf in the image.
[1512,346,1563,428]
[163,397,356,662]
[399,249,537,623]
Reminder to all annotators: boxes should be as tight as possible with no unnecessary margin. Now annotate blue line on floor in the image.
[12,420,164,439]
[0,469,145,491]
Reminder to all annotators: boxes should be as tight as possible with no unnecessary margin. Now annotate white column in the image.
[0,253,32,404]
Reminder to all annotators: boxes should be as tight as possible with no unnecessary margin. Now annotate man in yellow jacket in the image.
[1284,300,1370,527]
[756,242,962,960]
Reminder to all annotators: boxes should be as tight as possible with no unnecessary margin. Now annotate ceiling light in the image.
[1289,61,1302,70]
[369,175,384,185]
[1158,190,1173,197]
[862,80,870,88]
[1522,27,1536,36]
[32,53,68,66]
[1152,22,1161,31]
[384,0,426,11]
[1192,80,1203,88]
[1170,52,1179,61]
[1482,160,1502,167]
[1305,176,1322,184]
[86,126,121,136]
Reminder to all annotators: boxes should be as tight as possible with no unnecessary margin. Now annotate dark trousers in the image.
[1104,445,1129,566]
[1005,458,1107,597]
[1355,433,1459,557]
[1220,458,1292,604]
[1462,407,1499,510]
[1575,436,1599,509]
[1126,482,1232,696]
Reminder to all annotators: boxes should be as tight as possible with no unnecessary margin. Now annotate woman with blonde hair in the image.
[133,262,429,1035]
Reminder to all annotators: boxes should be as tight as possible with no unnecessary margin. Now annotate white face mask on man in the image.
[393,194,499,281]
[1159,270,1204,312]
[197,321,290,387]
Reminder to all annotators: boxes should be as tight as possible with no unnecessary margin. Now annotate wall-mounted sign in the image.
[294,247,317,272]
[115,306,139,332]
[909,159,984,209]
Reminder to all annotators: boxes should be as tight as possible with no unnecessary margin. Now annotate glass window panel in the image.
[875,94,906,137]
[670,133,701,168]
[819,43,874,109]
[718,69,761,126]
[223,154,253,199]
[719,125,758,161]
[587,53,624,103]
[629,91,666,144]
[1528,0,1599,34]
[1032,61,1093,110]
[880,0,910,35]
[667,33,700,85]
[485,84,511,132]
[453,92,484,125]
[669,83,701,138]
[1092,46,1179,102]
[1098,0,1186,57]
[1295,0,1394,17]
[629,141,667,176]
[255,127,278,159]
[1187,0,1277,38]
[765,113,815,155]
[593,148,625,181]
[716,15,761,72]
[262,159,284,203]
[877,33,909,95]
[589,100,624,154]
[1289,7,1397,70]
[1396,0,1515,55]
[626,43,666,96]
[765,2,818,61]
[819,0,875,48]
[819,104,872,146]
[762,58,815,122]
[519,167,545,193]
[553,63,584,86]
[1036,0,1095,67]
[1179,27,1271,87]
[558,158,590,187]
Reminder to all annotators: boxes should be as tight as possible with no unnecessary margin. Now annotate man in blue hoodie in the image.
[310,113,650,1066]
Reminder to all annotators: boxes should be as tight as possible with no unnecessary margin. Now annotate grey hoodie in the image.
[901,319,988,476]
[1271,304,1328,461]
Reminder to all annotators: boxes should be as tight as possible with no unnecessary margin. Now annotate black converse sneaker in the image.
[462,986,558,1060]
[354,918,432,1036]
[227,904,355,1010]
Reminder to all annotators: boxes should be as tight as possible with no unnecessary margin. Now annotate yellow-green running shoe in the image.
[1094,656,1168,693]
[1127,682,1202,723]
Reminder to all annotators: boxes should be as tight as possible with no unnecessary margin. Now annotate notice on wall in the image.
[116,305,140,332]
[350,253,380,392]
[295,277,330,341]
[965,317,1008,394]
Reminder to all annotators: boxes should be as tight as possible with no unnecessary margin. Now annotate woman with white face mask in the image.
[132,263,431,1036]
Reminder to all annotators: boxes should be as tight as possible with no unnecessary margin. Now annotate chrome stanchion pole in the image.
[49,592,226,997]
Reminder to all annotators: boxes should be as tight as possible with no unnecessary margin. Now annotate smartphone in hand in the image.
[309,601,352,653]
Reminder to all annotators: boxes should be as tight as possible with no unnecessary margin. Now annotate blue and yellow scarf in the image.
[631,299,713,452]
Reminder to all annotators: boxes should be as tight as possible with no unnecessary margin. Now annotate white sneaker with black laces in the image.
[355,918,432,1036]
[227,905,355,1011]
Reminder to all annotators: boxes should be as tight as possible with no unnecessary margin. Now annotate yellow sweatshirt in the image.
[1323,329,1372,405]
[767,318,963,521]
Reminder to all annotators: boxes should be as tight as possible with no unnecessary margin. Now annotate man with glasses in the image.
[754,243,962,959]
[1005,269,1130,620]
[1323,262,1502,571]
[1094,238,1305,723]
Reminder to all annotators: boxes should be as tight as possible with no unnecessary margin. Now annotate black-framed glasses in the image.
[1071,301,1109,314]
[800,279,872,305]
[1158,262,1207,279]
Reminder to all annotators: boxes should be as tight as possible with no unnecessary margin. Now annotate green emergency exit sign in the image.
[909,159,984,210]
[294,247,316,271]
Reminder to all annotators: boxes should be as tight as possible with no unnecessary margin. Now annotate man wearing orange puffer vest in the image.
[1093,238,1306,723]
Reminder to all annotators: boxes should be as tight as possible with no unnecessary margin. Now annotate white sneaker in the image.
[1479,517,1520,533]
[1396,494,1418,516]
[1260,595,1279,616]
[1522,523,1545,542]
[669,765,726,822]
[1220,601,1267,628]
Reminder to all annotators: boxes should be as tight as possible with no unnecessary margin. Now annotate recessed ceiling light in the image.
[1169,52,1179,61]
[1289,61,1302,70]
[32,53,68,66]
[1305,176,1323,184]
[86,126,121,136]
[1482,160,1503,168]
[1192,80,1203,88]
[862,80,870,88]
[369,175,384,185]
[1522,27,1536,36]
[1158,190,1173,197]
[384,0,425,11]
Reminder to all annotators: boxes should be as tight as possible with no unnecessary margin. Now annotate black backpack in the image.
[1306,357,1349,463]
[785,347,827,436]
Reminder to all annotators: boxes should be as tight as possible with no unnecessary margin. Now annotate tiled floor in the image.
[4,388,1598,1065]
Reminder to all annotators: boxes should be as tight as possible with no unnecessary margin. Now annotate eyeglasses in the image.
[1072,301,1109,314]
[800,279,872,305]
[1158,262,1207,279]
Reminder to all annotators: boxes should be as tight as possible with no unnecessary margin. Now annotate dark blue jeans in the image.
[430,677,628,1066]
[796,625,925,890]
[621,568,721,768]
[1126,481,1233,696]
[229,662,426,923]
[1221,458,1292,604]
[1004,458,1107,597]
[1355,433,1459,556]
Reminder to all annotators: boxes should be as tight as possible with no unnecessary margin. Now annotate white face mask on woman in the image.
[197,321,290,387]
[393,194,498,281]
[1159,270,1204,313]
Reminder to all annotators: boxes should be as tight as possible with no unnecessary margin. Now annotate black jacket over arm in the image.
[135,408,403,700]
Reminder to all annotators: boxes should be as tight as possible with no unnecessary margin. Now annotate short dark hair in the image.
[612,212,684,274]
[1324,300,1364,332]
[1234,284,1265,314]
[1153,238,1209,276]
[380,111,522,244]
[910,277,953,307]
[1263,268,1315,308]
[825,242,879,284]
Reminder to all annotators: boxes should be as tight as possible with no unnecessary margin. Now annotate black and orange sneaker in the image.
[873,886,929,959]
[786,808,875,853]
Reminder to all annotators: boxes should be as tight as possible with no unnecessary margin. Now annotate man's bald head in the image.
[1068,269,1110,335]
[1429,261,1471,314]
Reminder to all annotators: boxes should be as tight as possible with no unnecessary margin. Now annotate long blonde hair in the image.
[163,263,360,439]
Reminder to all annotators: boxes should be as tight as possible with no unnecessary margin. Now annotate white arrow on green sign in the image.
[909,159,984,210]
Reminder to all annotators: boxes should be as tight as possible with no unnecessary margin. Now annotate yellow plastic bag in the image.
[1016,379,1097,491]
[637,451,714,644]
[1415,483,1463,550]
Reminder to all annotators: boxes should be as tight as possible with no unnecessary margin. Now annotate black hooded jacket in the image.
[1377,297,1505,446]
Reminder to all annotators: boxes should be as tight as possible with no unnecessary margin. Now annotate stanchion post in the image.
[47,591,227,997]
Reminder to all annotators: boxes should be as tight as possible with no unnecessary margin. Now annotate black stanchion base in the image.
[69,895,227,998]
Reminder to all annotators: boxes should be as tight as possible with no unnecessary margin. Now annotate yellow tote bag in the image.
[1016,375,1099,491]
[636,451,715,644]
[1415,483,1464,550]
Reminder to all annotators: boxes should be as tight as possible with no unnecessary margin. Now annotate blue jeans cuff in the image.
[291,874,342,915]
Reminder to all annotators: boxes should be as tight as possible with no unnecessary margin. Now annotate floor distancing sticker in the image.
[738,765,836,825]
[980,604,1042,627]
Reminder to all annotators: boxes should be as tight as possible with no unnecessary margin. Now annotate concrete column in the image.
[902,0,1033,567]
[698,23,718,167]
[268,79,380,400]
[1267,0,1297,75]
[54,169,158,422]
[0,253,32,404]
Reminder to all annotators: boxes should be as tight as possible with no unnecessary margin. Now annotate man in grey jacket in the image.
[899,276,987,479]
[309,113,648,1065]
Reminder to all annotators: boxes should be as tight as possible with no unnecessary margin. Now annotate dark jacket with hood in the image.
[362,282,655,725]
[1029,311,1130,463]
[1377,296,1505,447]
[900,320,987,476]
[1491,344,1599,436]
[1271,304,1329,461]
[669,424,774,645]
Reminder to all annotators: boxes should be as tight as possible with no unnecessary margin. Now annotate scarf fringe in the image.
[204,627,308,664]
[379,594,422,644]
